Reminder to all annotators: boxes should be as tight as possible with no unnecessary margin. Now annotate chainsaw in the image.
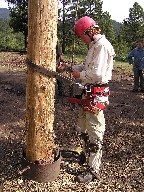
[26,58,84,89]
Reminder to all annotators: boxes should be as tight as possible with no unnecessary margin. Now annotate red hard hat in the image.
[74,16,98,37]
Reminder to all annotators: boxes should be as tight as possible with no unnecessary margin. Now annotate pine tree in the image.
[58,0,115,54]
[121,2,144,50]
[7,0,28,49]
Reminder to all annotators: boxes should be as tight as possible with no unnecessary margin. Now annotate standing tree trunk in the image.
[62,0,66,53]
[25,0,58,164]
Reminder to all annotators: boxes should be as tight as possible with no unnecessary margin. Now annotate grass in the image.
[63,54,85,64]
[113,61,133,74]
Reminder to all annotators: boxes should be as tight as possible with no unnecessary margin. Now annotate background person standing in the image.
[128,39,144,93]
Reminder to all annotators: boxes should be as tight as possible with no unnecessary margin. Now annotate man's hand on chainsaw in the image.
[57,62,81,78]
[57,62,66,72]
[58,62,72,72]
[72,71,80,78]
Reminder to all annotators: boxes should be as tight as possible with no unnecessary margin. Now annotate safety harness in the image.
[68,84,110,113]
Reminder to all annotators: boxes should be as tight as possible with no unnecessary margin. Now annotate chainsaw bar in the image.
[26,58,77,85]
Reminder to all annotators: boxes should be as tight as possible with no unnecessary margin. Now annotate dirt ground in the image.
[0,53,144,192]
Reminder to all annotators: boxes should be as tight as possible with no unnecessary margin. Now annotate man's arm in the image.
[128,50,135,65]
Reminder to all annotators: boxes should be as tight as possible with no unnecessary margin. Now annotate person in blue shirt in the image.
[128,39,144,93]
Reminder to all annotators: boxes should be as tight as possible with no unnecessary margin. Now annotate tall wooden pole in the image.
[25,0,58,164]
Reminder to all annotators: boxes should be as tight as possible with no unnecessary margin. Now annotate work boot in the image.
[75,172,93,183]
[75,170,100,183]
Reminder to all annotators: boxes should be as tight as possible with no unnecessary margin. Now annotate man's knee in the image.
[81,132,99,153]
[81,132,89,143]
[88,143,99,153]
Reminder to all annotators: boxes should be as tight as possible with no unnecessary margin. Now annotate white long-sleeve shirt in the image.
[72,34,115,85]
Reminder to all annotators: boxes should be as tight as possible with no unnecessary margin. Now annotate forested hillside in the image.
[0,8,24,51]
[0,8,9,19]
[0,8,122,34]
[112,20,122,35]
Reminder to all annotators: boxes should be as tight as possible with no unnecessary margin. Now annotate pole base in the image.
[21,150,61,183]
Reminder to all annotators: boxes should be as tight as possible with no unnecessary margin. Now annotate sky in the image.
[0,0,8,8]
[102,0,144,22]
[0,0,144,23]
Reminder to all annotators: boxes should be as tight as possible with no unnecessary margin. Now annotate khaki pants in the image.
[78,108,105,173]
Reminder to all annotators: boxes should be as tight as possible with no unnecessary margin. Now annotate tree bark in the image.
[25,0,58,164]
